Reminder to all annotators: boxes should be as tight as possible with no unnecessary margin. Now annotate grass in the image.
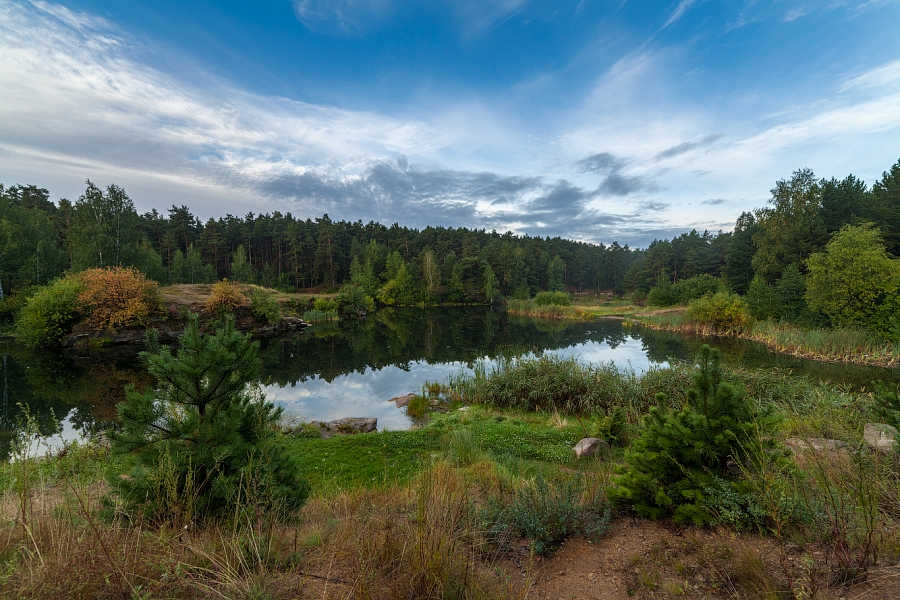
[506,298,651,320]
[4,352,900,598]
[632,311,900,368]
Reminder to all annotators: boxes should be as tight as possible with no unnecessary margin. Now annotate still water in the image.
[1,307,898,458]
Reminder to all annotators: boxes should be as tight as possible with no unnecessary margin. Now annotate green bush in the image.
[533,291,571,307]
[336,283,375,315]
[647,279,679,307]
[15,276,85,347]
[648,274,726,307]
[488,473,609,555]
[0,290,31,325]
[685,292,751,333]
[454,353,623,415]
[108,315,307,522]
[608,345,781,525]
[313,297,339,312]
[406,395,430,418]
[249,288,281,324]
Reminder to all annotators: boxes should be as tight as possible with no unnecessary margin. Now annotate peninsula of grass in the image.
[631,310,900,368]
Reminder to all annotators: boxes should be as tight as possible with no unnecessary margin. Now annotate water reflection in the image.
[1,307,899,458]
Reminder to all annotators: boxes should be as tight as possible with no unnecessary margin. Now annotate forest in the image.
[1,157,898,316]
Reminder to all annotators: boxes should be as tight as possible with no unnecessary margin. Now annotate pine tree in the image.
[109,315,307,521]
[608,345,780,525]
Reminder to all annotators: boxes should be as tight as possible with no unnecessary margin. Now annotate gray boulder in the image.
[864,423,898,452]
[574,437,609,458]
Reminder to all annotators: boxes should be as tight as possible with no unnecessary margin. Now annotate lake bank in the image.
[4,355,900,599]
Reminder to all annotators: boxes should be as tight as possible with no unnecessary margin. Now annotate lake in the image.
[2,307,898,458]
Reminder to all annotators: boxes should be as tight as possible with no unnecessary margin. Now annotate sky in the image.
[1,0,899,247]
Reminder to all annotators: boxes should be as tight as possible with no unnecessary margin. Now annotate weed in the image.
[406,394,430,418]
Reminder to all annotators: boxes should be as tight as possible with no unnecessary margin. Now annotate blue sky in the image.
[1,0,899,246]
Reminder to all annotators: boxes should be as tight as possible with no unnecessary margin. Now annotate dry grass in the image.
[0,452,521,600]
[633,312,900,368]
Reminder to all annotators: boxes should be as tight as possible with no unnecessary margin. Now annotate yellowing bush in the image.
[205,280,246,314]
[685,292,750,334]
[77,267,161,331]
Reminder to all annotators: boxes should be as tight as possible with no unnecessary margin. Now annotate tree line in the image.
[629,158,900,335]
[0,181,640,304]
[2,156,898,312]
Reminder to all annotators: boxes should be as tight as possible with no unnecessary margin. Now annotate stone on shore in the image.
[574,437,609,458]
[307,417,378,438]
[389,393,416,408]
[864,423,898,452]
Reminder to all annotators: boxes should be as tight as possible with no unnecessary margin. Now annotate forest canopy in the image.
[1,157,899,319]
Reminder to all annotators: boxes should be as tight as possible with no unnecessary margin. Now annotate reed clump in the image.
[633,311,900,367]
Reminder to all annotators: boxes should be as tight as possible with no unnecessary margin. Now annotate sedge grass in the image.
[632,312,900,368]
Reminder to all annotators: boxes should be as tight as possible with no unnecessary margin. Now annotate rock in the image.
[311,417,378,438]
[574,437,609,458]
[864,423,898,452]
[784,438,849,453]
[390,393,415,408]
[279,316,307,330]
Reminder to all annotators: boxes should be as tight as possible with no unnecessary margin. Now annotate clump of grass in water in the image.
[450,353,625,415]
[406,395,430,418]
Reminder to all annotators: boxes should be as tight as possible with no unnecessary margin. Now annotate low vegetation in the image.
[6,330,900,598]
[4,340,900,598]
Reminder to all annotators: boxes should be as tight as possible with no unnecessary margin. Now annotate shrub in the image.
[406,395,430,418]
[249,288,281,324]
[455,353,623,415]
[672,274,726,304]
[76,267,161,331]
[204,280,246,315]
[608,345,781,525]
[313,297,338,312]
[489,473,610,555]
[336,283,375,315]
[685,292,751,333]
[109,315,307,522]
[647,278,679,307]
[649,274,727,307]
[14,276,85,347]
[533,291,571,307]
[0,290,31,325]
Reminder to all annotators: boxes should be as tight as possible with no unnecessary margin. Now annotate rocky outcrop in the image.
[864,423,898,453]
[307,417,378,438]
[389,393,415,408]
[255,316,309,335]
[574,437,609,458]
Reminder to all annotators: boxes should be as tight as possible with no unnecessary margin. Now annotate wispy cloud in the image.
[292,0,392,36]
[28,0,110,30]
[662,0,697,29]
[293,0,528,37]
[700,198,725,205]
[841,58,900,92]
[784,7,808,22]
[654,134,723,161]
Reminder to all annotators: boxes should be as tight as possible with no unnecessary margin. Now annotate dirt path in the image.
[502,518,900,599]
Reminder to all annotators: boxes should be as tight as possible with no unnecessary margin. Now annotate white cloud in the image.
[784,7,808,21]
[28,0,110,30]
[841,58,900,92]
[662,0,697,29]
